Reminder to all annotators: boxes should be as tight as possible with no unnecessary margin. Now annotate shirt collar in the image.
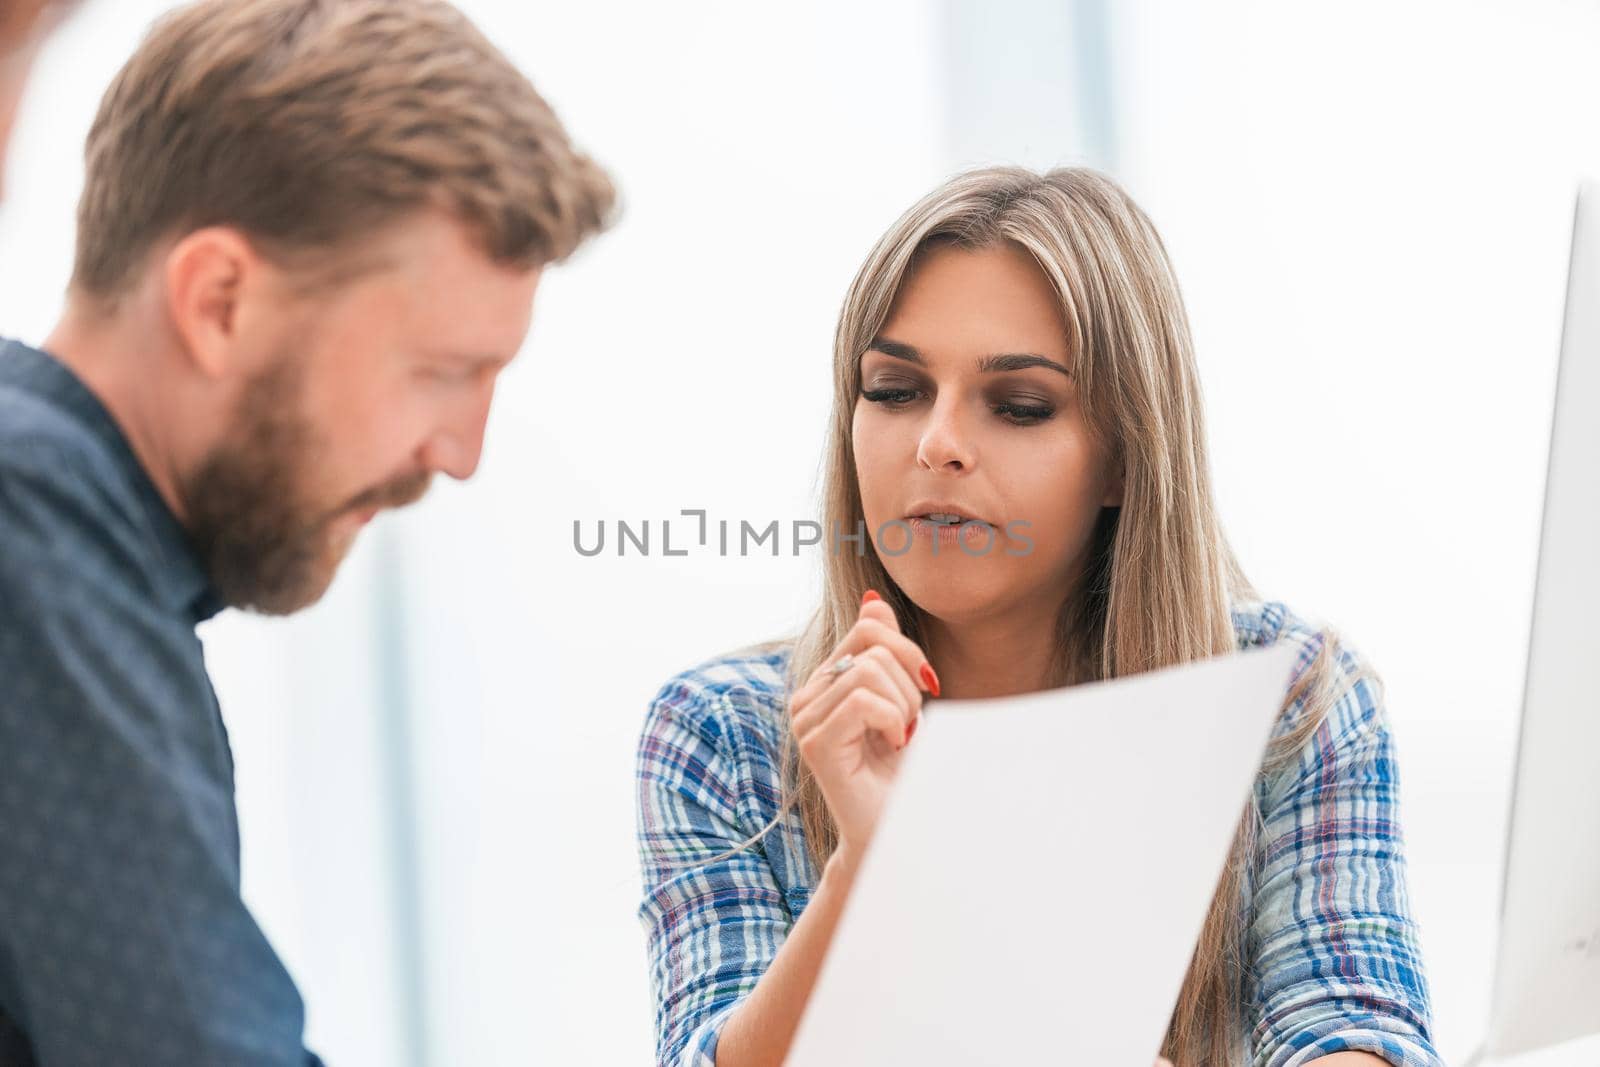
[0,338,225,625]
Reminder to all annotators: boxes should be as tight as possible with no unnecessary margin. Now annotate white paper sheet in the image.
[784,641,1302,1067]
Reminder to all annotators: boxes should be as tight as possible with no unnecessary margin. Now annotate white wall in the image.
[3,2,1594,1064]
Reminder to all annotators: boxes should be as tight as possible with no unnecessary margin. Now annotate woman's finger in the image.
[797,686,906,759]
[839,615,936,696]
[792,651,913,742]
[792,596,938,709]
[856,592,902,631]
[791,629,919,712]
[856,595,939,695]
[855,644,920,726]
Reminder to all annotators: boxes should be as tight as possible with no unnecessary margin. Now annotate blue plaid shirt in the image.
[634,599,1443,1067]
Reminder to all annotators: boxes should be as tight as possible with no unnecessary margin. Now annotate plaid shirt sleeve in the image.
[634,669,791,1067]
[1247,630,1444,1067]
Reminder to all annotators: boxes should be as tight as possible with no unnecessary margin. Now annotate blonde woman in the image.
[634,167,1441,1067]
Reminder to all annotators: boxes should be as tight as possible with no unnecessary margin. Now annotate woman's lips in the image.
[903,515,1001,550]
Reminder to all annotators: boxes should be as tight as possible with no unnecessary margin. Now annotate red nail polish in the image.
[906,715,919,743]
[862,589,881,604]
[919,663,940,697]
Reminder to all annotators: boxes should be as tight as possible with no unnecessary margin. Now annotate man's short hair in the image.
[71,0,617,303]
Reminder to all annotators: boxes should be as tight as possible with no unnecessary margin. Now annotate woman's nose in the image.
[914,397,975,472]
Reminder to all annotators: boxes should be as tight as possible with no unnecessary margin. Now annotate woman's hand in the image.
[789,590,938,858]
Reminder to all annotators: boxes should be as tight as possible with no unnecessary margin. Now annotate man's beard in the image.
[183,355,431,615]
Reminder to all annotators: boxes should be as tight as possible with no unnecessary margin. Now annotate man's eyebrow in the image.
[866,337,1072,377]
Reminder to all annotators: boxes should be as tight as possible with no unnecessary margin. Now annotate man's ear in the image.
[163,227,264,381]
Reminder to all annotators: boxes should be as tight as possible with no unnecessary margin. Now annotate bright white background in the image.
[2,1,1597,1064]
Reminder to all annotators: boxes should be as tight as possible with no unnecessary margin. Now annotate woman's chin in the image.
[882,564,1015,622]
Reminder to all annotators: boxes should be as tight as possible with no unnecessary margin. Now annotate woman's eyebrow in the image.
[867,338,925,364]
[867,337,1071,377]
[977,352,1072,377]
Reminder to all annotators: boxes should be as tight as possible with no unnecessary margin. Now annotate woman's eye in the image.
[861,387,920,407]
[863,385,1055,425]
[993,401,1055,425]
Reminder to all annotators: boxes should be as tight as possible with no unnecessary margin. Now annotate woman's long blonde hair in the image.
[765,166,1368,1066]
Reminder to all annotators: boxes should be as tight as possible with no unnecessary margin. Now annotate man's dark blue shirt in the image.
[0,337,323,1065]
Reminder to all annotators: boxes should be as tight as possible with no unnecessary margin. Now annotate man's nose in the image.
[419,386,495,481]
[419,425,484,481]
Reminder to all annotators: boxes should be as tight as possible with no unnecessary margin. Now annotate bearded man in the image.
[0,1,615,1062]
